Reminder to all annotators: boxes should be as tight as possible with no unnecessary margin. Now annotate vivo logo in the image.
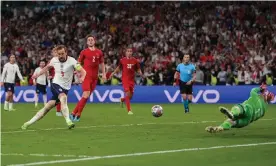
[164,90,220,103]
[0,90,36,102]
[74,89,124,102]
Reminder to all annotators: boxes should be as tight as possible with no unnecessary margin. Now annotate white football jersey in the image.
[49,56,78,90]
[33,67,47,85]
[1,62,23,84]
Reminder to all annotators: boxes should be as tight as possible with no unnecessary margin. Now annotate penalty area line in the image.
[7,142,276,166]
[2,118,275,134]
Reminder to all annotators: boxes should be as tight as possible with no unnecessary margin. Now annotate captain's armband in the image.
[75,63,82,71]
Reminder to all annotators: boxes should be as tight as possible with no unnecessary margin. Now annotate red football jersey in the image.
[49,67,55,79]
[78,48,104,80]
[119,57,140,82]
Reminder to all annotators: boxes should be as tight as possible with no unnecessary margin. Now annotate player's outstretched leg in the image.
[181,94,190,113]
[220,105,244,120]
[8,92,16,111]
[21,100,56,129]
[4,92,9,111]
[205,119,236,133]
[59,95,75,129]
[34,93,39,108]
[124,91,133,115]
[43,94,47,106]
[71,103,79,120]
[74,97,88,121]
[219,107,234,120]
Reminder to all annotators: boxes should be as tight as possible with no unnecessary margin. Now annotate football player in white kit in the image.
[33,60,48,108]
[1,55,25,111]
[21,45,86,129]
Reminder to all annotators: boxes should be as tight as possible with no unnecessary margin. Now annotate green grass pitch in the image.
[1,103,276,166]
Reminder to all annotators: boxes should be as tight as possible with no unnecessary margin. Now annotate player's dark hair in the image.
[86,34,96,42]
[9,54,16,59]
[39,60,46,64]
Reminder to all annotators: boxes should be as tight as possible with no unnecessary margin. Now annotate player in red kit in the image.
[70,35,106,121]
[109,48,144,115]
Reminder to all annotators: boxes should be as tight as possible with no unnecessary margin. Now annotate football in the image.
[151,105,163,117]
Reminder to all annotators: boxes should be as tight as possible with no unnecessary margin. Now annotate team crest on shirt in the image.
[187,70,191,74]
[59,88,62,92]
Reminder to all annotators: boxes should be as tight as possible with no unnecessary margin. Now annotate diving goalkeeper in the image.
[206,84,275,133]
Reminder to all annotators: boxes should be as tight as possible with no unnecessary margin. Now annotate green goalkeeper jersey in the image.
[242,88,268,121]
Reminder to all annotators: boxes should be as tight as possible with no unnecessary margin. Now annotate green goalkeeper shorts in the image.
[231,104,253,128]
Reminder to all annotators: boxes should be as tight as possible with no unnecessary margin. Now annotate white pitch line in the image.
[7,142,276,166]
[1,153,93,158]
[2,118,275,134]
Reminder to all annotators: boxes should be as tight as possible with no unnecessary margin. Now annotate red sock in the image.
[76,97,88,117]
[121,98,125,102]
[56,103,61,112]
[71,102,80,116]
[125,96,131,112]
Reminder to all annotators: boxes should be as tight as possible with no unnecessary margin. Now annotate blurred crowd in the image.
[1,1,276,86]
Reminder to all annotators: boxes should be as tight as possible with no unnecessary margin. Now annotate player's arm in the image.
[173,65,180,86]
[77,50,85,65]
[32,69,38,85]
[16,65,24,81]
[0,64,7,86]
[33,61,53,79]
[109,66,121,80]
[250,87,261,97]
[187,65,196,85]
[74,63,86,83]
[136,60,144,78]
[250,83,267,97]
[100,52,106,81]
[109,59,122,79]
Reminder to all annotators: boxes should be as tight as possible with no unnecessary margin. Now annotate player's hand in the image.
[79,77,85,83]
[102,75,107,82]
[32,74,38,79]
[48,76,53,79]
[141,75,146,79]
[0,82,3,86]
[186,81,192,85]
[173,82,177,87]
[260,83,267,91]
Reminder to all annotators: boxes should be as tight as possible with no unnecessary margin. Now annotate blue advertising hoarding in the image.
[1,85,275,104]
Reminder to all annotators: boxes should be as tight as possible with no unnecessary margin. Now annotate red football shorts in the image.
[82,78,97,92]
[123,81,135,93]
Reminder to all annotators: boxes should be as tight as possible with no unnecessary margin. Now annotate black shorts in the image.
[4,83,15,93]
[179,81,193,95]
[36,84,47,94]
[51,83,69,104]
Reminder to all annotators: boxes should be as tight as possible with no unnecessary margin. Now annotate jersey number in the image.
[92,56,95,62]
[127,64,132,69]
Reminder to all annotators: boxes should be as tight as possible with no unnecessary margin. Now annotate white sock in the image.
[43,95,47,106]
[35,94,38,107]
[26,108,47,126]
[4,101,9,110]
[9,102,13,111]
[61,106,71,124]
[60,96,71,124]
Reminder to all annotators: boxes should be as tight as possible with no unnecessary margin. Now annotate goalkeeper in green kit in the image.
[206,84,275,133]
